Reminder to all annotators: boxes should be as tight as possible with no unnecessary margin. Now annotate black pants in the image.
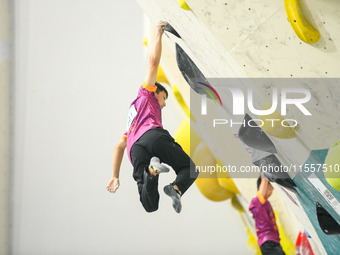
[130,128,198,212]
[260,241,285,255]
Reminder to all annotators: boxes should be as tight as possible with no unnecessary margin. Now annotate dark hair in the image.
[257,176,262,191]
[155,82,168,98]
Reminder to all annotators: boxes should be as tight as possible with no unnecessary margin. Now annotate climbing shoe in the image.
[164,184,182,213]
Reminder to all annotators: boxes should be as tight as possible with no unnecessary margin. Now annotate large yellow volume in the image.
[216,158,240,194]
[284,0,320,43]
[174,118,201,156]
[193,143,233,202]
[324,141,340,191]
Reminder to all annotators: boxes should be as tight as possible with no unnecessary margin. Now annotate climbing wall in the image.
[185,0,339,78]
[137,0,340,254]
[0,0,11,254]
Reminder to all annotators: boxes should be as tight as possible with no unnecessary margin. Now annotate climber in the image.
[249,175,285,255]
[106,20,198,213]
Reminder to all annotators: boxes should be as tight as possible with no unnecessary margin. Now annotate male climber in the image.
[106,21,198,213]
[249,175,285,255]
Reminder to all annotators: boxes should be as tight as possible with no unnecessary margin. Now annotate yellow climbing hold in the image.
[231,195,245,213]
[195,174,233,201]
[174,118,200,156]
[260,102,296,139]
[216,158,239,194]
[172,85,195,121]
[324,141,340,191]
[237,211,261,255]
[156,65,170,85]
[274,211,296,255]
[179,0,191,11]
[284,0,320,43]
[246,225,262,255]
[143,36,148,47]
[193,143,233,201]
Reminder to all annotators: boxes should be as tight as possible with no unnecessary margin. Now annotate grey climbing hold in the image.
[238,114,277,154]
[253,153,297,193]
[175,43,212,96]
[162,23,181,38]
[316,202,340,235]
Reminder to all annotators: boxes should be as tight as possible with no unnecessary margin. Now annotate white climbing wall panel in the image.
[137,0,340,254]
[186,0,340,78]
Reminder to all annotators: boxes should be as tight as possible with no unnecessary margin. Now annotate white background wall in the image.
[0,0,10,254]
[12,1,249,254]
